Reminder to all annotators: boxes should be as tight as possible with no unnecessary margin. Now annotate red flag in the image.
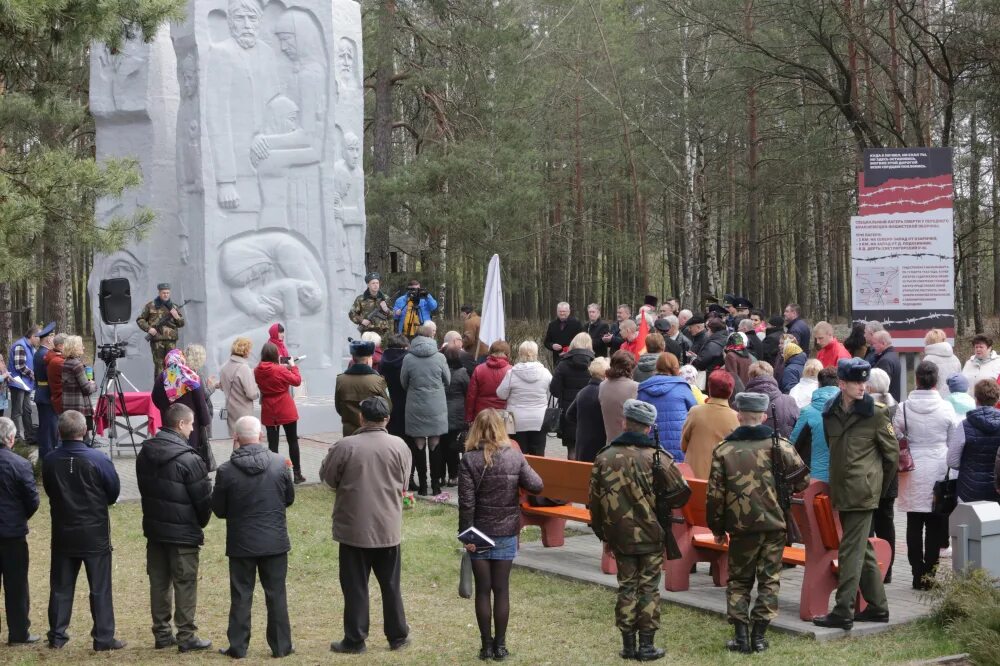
[636,307,649,355]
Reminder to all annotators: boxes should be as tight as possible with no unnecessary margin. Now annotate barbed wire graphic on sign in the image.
[859,183,952,198]
[852,314,953,326]
[852,253,953,261]
[859,196,953,208]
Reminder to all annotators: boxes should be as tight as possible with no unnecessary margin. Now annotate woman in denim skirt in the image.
[458,409,543,661]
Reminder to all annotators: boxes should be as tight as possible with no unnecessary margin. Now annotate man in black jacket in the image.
[43,410,124,651]
[692,318,729,374]
[542,302,583,366]
[584,304,611,357]
[213,415,295,659]
[137,403,213,652]
[0,416,40,645]
[870,331,902,402]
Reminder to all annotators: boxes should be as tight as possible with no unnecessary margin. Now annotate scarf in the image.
[725,332,750,357]
[783,340,804,362]
[162,348,201,403]
[268,323,289,358]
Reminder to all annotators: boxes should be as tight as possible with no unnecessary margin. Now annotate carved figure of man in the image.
[336,37,358,94]
[205,0,281,212]
[176,53,203,265]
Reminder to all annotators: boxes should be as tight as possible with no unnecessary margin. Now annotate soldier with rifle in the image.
[348,272,392,336]
[136,283,185,382]
[707,392,809,653]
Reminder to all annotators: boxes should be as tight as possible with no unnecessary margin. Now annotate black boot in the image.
[619,632,636,660]
[635,631,665,661]
[750,621,769,653]
[478,636,493,661]
[492,637,508,661]
[726,623,751,654]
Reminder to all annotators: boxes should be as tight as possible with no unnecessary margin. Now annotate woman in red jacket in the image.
[254,342,305,483]
[465,340,512,425]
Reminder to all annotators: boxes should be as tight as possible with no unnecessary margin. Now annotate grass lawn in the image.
[8,485,959,665]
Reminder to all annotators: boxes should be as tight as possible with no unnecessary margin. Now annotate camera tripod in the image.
[91,337,140,456]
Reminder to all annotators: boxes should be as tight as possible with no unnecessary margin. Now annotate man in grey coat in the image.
[321,397,412,654]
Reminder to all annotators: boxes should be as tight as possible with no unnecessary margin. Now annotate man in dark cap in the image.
[589,398,691,661]
[707,392,809,653]
[684,315,708,357]
[321,397,412,654]
[349,273,392,337]
[653,319,684,361]
[335,340,391,436]
[32,322,58,460]
[813,359,898,631]
[136,283,185,381]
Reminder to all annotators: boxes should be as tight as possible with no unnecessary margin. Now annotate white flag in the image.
[479,254,505,349]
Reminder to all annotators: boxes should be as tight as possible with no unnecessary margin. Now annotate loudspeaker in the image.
[99,278,132,325]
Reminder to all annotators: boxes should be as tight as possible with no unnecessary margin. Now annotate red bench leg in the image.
[798,552,839,622]
[519,513,568,547]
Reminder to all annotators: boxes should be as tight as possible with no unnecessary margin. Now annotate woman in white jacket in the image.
[893,361,959,590]
[496,341,552,456]
[921,329,962,397]
[961,334,1000,395]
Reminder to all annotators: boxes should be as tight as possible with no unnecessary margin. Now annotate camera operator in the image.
[136,283,185,382]
[392,279,438,339]
[349,272,393,336]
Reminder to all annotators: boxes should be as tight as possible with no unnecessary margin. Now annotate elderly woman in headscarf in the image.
[152,348,213,468]
[678,364,706,404]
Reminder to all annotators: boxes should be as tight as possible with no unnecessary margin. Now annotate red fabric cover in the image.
[94,391,163,436]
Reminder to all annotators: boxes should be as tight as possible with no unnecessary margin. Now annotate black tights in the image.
[471,559,512,642]
[266,422,301,474]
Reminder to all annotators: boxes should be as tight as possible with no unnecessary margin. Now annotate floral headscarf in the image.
[162,348,201,403]
[725,332,749,357]
[678,364,698,385]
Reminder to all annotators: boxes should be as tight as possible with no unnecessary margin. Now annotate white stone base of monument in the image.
[208,394,343,440]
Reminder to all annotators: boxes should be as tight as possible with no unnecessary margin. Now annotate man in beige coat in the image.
[680,370,740,478]
[320,397,412,654]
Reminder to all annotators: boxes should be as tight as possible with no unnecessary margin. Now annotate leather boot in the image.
[726,623,752,654]
[619,632,636,660]
[492,637,509,661]
[478,636,493,661]
[635,631,665,661]
[750,621,769,653]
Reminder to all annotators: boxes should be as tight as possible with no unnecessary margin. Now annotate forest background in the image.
[2,0,999,351]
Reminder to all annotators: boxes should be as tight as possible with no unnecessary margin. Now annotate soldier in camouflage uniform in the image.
[136,283,185,381]
[707,391,809,653]
[348,272,393,336]
[589,399,691,662]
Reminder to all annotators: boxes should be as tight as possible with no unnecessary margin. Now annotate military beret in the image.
[349,338,376,357]
[623,398,657,426]
[946,373,969,394]
[837,358,871,382]
[734,391,770,413]
[157,282,171,290]
[686,315,706,326]
[359,396,391,421]
[39,321,56,338]
[364,272,380,284]
[733,297,753,309]
[653,318,671,333]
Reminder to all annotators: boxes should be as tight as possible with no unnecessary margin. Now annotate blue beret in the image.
[39,321,56,338]
[837,358,871,382]
[349,339,376,357]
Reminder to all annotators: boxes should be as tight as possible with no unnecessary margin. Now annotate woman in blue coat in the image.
[636,353,696,460]
[779,339,808,394]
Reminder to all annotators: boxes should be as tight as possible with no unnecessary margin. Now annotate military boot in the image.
[750,621,769,652]
[619,632,636,660]
[635,631,665,661]
[726,623,751,654]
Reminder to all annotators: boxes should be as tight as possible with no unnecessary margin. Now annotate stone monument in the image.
[91,0,366,397]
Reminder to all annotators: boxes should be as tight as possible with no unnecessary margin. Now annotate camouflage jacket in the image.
[589,431,691,556]
[136,299,185,343]
[348,290,392,336]
[706,424,809,537]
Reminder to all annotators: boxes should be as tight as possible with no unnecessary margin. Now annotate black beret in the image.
[687,315,706,326]
[653,318,671,332]
[360,397,391,421]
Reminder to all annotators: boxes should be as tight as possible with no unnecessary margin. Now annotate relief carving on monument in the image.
[91,37,151,116]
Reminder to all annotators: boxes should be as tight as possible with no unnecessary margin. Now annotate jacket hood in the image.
[924,342,955,359]
[380,347,408,369]
[485,356,510,370]
[230,444,273,476]
[143,429,195,465]
[639,374,690,397]
[810,385,841,410]
[968,350,999,366]
[902,389,947,415]
[745,375,781,400]
[512,361,546,383]
[637,353,659,372]
[408,336,439,358]
[965,406,1000,434]
[564,348,595,369]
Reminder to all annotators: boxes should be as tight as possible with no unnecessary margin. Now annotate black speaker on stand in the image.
[99,278,132,325]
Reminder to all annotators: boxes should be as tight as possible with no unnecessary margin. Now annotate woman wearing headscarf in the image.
[268,322,290,361]
[151,348,213,468]
[723,332,753,393]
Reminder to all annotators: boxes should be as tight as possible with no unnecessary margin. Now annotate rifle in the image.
[359,298,390,332]
[651,425,691,540]
[771,405,802,545]
[144,299,192,341]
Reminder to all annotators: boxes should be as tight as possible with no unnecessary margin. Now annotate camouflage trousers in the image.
[726,530,786,624]
[150,341,174,380]
[614,551,663,632]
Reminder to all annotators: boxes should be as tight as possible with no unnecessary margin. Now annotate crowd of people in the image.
[2,275,1000,660]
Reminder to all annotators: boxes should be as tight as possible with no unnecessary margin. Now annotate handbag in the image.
[541,395,561,434]
[897,404,915,473]
[932,471,958,516]
[458,551,474,599]
[198,426,218,472]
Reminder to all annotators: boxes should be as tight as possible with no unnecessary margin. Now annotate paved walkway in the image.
[106,432,938,640]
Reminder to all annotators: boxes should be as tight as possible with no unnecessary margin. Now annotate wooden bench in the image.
[518,455,617,574]
[664,464,891,620]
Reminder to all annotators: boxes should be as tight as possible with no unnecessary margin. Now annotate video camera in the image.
[407,286,429,302]
[97,340,128,365]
